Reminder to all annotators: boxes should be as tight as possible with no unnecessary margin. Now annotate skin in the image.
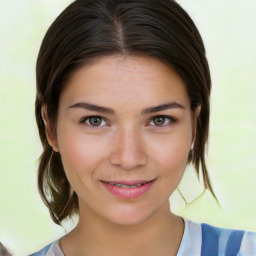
[43,55,200,256]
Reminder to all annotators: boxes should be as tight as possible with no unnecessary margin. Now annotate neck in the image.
[60,202,184,256]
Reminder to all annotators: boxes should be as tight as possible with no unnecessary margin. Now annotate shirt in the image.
[28,219,256,256]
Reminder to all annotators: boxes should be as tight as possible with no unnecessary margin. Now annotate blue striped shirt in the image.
[29,219,256,256]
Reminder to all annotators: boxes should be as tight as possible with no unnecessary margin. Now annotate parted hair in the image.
[35,0,215,225]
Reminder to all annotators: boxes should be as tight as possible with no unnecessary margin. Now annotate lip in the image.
[101,179,155,199]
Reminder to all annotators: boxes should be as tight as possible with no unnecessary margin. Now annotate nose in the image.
[109,127,147,170]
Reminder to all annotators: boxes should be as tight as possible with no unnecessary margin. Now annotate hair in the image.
[36,0,215,225]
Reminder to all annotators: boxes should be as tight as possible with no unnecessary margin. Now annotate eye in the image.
[149,115,175,127]
[81,116,107,127]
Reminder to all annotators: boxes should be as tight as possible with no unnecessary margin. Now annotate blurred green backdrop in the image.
[0,0,255,255]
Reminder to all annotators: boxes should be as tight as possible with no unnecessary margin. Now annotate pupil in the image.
[89,117,101,126]
[153,116,165,126]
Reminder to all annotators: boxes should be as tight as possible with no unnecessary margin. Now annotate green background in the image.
[0,0,255,255]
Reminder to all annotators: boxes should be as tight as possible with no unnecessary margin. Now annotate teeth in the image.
[108,182,145,188]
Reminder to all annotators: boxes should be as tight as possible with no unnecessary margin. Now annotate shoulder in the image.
[28,242,54,256]
[178,219,256,256]
[201,222,256,255]
[28,240,63,256]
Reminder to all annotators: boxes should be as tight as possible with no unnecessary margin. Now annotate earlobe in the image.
[41,105,59,152]
[194,105,201,119]
[191,105,201,150]
[190,140,195,150]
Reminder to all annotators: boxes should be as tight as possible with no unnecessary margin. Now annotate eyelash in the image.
[79,115,176,129]
[148,116,176,127]
[80,116,108,129]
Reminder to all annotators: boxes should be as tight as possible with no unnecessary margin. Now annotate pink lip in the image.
[101,179,155,199]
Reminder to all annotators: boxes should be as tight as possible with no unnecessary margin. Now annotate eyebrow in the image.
[68,101,185,115]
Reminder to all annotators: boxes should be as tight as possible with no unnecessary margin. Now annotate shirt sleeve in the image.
[237,231,256,256]
[27,243,53,256]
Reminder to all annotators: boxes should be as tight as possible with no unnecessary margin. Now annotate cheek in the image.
[56,125,107,178]
[148,130,191,175]
[154,137,191,198]
[164,137,190,163]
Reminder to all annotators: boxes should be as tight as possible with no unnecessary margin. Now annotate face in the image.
[45,55,196,225]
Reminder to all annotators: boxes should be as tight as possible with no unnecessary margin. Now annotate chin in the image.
[104,206,158,226]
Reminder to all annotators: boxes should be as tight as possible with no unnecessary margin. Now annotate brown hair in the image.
[36,0,215,225]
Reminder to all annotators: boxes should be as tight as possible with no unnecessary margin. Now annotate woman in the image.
[30,0,256,255]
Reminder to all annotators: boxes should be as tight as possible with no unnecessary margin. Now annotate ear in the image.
[191,105,201,150]
[41,104,59,152]
[194,105,201,120]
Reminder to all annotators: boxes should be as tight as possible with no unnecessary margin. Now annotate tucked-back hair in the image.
[36,0,214,225]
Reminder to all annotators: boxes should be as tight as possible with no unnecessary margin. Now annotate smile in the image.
[107,182,147,188]
[101,179,155,199]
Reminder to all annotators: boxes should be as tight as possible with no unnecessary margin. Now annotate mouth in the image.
[100,179,155,199]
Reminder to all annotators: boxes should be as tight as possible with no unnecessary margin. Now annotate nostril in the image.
[109,129,147,169]
[109,151,147,170]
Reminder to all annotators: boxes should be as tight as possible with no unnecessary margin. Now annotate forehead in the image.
[60,55,190,111]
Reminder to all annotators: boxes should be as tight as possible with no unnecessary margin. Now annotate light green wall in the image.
[0,0,255,255]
